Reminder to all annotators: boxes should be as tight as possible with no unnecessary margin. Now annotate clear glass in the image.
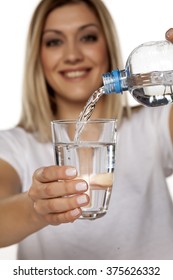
[51,119,117,220]
[103,40,173,107]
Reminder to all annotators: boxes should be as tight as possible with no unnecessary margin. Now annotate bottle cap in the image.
[102,69,122,93]
[111,69,122,92]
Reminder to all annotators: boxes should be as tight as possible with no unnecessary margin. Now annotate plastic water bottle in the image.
[102,40,173,107]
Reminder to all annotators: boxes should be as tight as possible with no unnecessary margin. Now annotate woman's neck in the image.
[55,96,105,120]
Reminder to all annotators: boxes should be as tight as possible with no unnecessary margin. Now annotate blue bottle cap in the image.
[111,69,122,93]
[102,69,122,94]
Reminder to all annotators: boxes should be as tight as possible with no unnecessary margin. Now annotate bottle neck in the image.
[102,69,128,94]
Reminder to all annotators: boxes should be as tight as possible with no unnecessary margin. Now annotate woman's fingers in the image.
[165,28,173,42]
[44,208,82,225]
[30,179,88,199]
[34,165,77,183]
[29,165,88,200]
[34,193,89,215]
[28,165,89,225]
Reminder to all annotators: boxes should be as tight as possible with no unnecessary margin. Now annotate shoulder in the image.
[0,126,28,138]
[0,126,39,145]
[0,126,45,155]
[0,127,53,186]
[127,105,171,127]
[120,105,172,142]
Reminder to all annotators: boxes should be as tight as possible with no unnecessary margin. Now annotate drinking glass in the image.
[51,119,117,220]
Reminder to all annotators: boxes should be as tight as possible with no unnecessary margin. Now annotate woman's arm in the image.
[0,160,89,247]
[0,159,47,247]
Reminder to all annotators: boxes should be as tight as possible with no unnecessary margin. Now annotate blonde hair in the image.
[18,0,126,142]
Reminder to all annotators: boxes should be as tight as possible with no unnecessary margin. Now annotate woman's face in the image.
[41,2,109,105]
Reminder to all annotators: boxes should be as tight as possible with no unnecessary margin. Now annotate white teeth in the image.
[64,70,86,78]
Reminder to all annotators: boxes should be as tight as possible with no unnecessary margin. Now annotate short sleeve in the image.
[0,127,26,183]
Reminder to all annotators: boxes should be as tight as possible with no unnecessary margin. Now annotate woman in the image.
[0,0,173,259]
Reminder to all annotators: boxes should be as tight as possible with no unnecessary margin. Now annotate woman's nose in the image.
[63,42,83,64]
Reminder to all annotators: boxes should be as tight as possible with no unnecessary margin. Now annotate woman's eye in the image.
[45,39,63,47]
[81,34,98,42]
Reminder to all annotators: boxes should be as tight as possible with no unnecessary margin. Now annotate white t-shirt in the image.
[0,106,173,260]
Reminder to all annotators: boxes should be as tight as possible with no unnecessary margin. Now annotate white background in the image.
[0,0,173,259]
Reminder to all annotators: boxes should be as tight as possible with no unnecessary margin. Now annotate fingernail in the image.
[77,195,88,205]
[70,208,80,217]
[75,182,87,191]
[65,167,77,177]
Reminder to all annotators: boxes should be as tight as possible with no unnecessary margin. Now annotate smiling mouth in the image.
[61,69,90,79]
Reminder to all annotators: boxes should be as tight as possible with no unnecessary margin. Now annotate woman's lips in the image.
[60,68,91,79]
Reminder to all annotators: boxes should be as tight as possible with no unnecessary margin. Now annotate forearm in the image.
[0,192,47,247]
[0,165,89,248]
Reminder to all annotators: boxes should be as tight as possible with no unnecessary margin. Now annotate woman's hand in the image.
[28,165,89,225]
[165,28,173,42]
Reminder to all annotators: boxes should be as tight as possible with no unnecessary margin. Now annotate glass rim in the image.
[51,118,117,125]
